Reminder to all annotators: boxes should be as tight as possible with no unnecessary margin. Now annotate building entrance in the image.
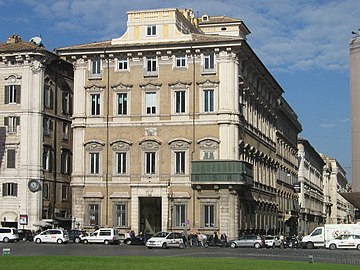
[139,197,161,234]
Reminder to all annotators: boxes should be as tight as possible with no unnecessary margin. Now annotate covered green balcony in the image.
[191,160,253,186]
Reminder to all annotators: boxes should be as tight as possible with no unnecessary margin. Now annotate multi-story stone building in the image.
[321,154,353,224]
[57,8,296,238]
[276,98,302,236]
[0,34,73,229]
[297,138,326,236]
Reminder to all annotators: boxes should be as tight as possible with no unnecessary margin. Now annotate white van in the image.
[0,227,19,243]
[82,228,120,245]
[34,229,69,244]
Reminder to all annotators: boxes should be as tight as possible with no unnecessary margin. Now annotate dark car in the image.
[124,234,152,245]
[68,229,85,243]
[203,235,226,248]
[283,236,299,248]
[18,229,34,242]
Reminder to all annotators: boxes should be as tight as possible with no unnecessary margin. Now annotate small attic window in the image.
[221,27,227,31]
[202,15,209,21]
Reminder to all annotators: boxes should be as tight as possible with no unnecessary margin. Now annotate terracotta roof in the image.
[0,40,46,53]
[198,15,242,25]
[56,34,244,52]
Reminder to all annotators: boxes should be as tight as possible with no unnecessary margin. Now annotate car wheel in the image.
[204,242,209,248]
[35,238,41,244]
[22,237,27,242]
[57,239,63,244]
[3,237,10,243]
[104,240,110,245]
[179,243,184,249]
[74,237,81,244]
[126,240,132,245]
[83,239,88,244]
[329,244,336,250]
[254,242,261,249]
[162,242,167,249]
[147,247,153,249]
[306,242,314,249]
[230,242,237,248]
[357,244,360,250]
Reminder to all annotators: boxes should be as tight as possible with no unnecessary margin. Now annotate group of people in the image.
[182,231,228,247]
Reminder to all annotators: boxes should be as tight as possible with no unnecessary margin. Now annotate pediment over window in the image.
[168,137,192,149]
[139,138,162,150]
[5,74,21,84]
[110,139,133,151]
[196,78,220,86]
[84,140,105,151]
[111,82,133,91]
[84,84,106,92]
[139,82,162,90]
[197,137,220,149]
[168,80,192,88]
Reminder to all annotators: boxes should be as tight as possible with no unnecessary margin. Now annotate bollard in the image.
[2,248,10,256]
[308,255,314,263]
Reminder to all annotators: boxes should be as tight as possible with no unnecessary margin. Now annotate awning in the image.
[340,192,360,209]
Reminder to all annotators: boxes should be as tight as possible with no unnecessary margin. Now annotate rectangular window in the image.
[175,151,185,174]
[61,151,71,175]
[174,204,186,227]
[5,85,20,104]
[116,152,127,174]
[203,151,215,160]
[62,122,69,140]
[88,204,99,225]
[115,204,127,227]
[4,116,20,133]
[90,94,101,116]
[147,25,157,36]
[203,204,215,228]
[90,152,100,175]
[204,89,214,112]
[61,185,68,201]
[117,93,128,115]
[2,183,18,197]
[145,92,156,114]
[43,183,49,200]
[43,148,53,172]
[43,117,53,136]
[90,59,101,76]
[145,152,155,174]
[146,57,157,73]
[204,53,215,70]
[175,91,186,113]
[6,149,16,169]
[44,85,54,109]
[62,92,71,114]
[118,59,128,70]
[176,55,186,67]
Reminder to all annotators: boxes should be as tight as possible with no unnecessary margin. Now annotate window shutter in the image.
[2,183,5,196]
[14,183,18,196]
[7,149,16,168]
[16,116,20,126]
[16,85,21,103]
[4,117,9,126]
[5,86,9,104]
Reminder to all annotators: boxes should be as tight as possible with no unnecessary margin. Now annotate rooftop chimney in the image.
[7,34,22,44]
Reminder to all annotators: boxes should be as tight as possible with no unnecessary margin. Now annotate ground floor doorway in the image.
[139,197,161,234]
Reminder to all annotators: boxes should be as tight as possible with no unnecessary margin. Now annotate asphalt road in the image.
[1,242,359,265]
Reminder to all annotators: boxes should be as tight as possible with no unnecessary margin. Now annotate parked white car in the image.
[264,235,282,248]
[34,229,69,244]
[82,228,120,245]
[326,234,360,250]
[0,227,19,243]
[146,231,184,249]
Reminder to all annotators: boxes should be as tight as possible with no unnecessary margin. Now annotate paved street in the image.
[1,242,359,265]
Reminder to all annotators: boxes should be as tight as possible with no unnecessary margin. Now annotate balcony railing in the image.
[191,160,253,186]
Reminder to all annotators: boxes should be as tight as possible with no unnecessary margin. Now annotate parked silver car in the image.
[228,234,265,248]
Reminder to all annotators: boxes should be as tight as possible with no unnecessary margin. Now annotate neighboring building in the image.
[297,138,326,236]
[0,34,73,229]
[56,8,296,238]
[346,34,360,216]
[276,98,302,236]
[321,154,354,224]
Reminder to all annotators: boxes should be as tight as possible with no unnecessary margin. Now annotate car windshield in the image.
[152,232,169,238]
[265,236,274,240]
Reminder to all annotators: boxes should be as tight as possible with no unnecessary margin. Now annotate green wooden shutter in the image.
[15,85,21,103]
[4,86,9,104]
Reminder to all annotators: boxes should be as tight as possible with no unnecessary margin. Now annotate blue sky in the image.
[1,0,358,180]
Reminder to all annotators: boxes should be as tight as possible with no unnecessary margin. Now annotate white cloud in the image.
[17,0,360,73]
